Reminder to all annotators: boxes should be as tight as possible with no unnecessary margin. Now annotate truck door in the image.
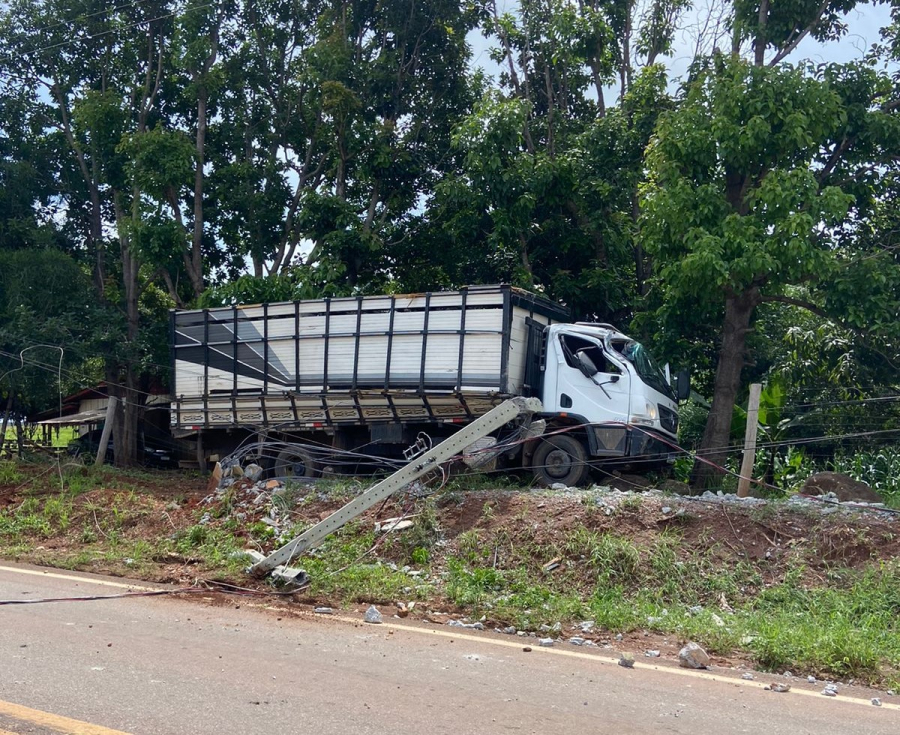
[549,333,631,426]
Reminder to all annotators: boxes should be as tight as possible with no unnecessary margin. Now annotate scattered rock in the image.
[314,607,333,614]
[821,688,837,697]
[872,698,882,707]
[364,605,383,624]
[770,683,791,693]
[243,463,263,482]
[807,675,816,684]
[538,638,555,647]
[396,603,409,618]
[783,671,793,678]
[569,637,586,646]
[264,479,283,490]
[523,646,532,652]
[615,633,623,641]
[501,626,517,635]
[645,650,660,658]
[618,653,635,669]
[678,642,710,669]
[801,472,882,503]
[711,613,725,627]
[741,673,755,681]
[578,621,595,633]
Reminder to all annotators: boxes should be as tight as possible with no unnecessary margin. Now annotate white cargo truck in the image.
[171,285,687,485]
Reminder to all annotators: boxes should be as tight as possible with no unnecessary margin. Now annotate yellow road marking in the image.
[0,566,160,592]
[0,698,130,734]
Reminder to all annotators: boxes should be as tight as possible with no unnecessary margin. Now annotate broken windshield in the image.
[615,340,674,400]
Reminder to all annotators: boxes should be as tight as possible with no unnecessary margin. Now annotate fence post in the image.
[94,396,118,468]
[737,383,762,497]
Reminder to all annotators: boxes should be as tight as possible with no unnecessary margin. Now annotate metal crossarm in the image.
[248,397,542,578]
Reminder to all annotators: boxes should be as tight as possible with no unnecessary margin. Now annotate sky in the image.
[467,2,896,92]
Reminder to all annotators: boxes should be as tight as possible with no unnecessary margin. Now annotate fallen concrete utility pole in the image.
[246,396,543,583]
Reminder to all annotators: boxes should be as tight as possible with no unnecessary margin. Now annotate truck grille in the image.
[658,404,678,434]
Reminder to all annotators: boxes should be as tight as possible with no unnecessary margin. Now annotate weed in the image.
[0,461,24,485]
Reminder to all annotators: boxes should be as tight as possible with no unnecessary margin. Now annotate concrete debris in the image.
[615,633,623,641]
[783,671,792,678]
[644,650,660,658]
[375,517,415,533]
[568,637,586,646]
[447,620,484,630]
[364,605,383,624]
[807,675,816,684]
[872,698,882,707]
[887,690,896,696]
[538,638,555,647]
[741,673,755,681]
[678,642,710,669]
[821,688,837,697]
[661,506,672,515]
[243,463,263,482]
[618,653,635,668]
[314,607,333,614]
[769,683,791,693]
[688,605,703,615]
[578,621,595,633]
[550,483,569,491]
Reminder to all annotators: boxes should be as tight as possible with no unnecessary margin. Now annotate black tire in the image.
[273,446,320,479]
[531,434,590,487]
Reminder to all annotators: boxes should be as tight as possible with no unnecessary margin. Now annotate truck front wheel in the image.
[531,434,589,487]
[273,446,320,479]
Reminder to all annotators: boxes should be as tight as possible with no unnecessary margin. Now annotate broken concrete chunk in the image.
[243,463,263,482]
[538,638,555,647]
[770,683,791,693]
[678,642,710,669]
[741,673,755,681]
[872,698,882,707]
[644,650,660,658]
[821,688,837,697]
[364,605,383,624]
[618,653,635,668]
[314,607,333,615]
[569,637,586,646]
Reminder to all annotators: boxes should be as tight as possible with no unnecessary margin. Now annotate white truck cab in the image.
[534,323,682,480]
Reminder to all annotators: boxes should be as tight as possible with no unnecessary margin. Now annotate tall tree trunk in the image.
[754,0,769,66]
[691,288,760,490]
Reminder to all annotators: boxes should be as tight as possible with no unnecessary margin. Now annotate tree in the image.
[640,54,900,488]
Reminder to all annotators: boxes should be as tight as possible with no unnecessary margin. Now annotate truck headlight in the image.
[630,402,658,426]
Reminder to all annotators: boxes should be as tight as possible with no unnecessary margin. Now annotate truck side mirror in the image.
[574,350,599,378]
[674,369,691,401]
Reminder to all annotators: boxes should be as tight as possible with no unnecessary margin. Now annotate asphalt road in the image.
[0,563,896,735]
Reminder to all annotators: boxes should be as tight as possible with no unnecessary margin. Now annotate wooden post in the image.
[737,383,762,497]
[94,396,118,468]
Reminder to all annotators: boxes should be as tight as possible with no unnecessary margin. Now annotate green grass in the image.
[0,458,898,686]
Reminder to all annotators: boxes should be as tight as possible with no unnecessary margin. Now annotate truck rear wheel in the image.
[273,446,320,479]
[532,434,589,487]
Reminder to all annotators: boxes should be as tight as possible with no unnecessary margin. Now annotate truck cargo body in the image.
[171,285,681,484]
